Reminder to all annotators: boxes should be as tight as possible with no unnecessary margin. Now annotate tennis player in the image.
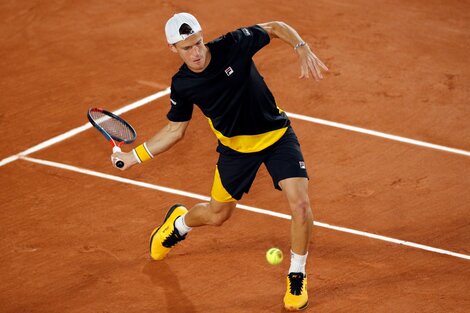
[112,12,328,311]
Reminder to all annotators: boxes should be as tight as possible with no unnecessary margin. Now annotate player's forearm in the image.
[260,21,306,50]
[130,121,188,164]
[146,131,181,156]
[145,121,187,156]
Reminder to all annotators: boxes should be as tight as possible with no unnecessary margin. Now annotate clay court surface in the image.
[1,0,470,312]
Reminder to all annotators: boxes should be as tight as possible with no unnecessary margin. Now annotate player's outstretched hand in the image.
[296,45,328,80]
[110,150,138,171]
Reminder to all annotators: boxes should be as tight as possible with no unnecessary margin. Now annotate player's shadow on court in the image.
[143,261,197,313]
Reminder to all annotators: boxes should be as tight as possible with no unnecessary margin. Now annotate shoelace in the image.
[288,273,305,295]
[162,228,186,248]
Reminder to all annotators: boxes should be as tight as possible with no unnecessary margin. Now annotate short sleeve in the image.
[166,83,194,122]
[230,25,271,57]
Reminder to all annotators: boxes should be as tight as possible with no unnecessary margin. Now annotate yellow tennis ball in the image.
[266,247,283,265]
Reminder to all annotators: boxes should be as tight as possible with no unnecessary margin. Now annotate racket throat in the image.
[109,140,124,148]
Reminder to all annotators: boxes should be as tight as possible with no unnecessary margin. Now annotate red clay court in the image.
[1,1,469,312]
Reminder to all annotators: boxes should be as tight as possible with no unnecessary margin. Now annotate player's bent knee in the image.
[210,216,226,226]
[209,211,232,226]
[290,200,312,222]
[208,201,236,226]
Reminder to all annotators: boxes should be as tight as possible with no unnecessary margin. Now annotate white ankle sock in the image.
[174,213,192,236]
[288,251,308,274]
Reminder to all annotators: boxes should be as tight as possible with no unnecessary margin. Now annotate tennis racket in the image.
[87,108,137,168]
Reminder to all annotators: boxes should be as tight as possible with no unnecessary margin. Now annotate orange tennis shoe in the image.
[284,272,308,311]
[149,204,188,260]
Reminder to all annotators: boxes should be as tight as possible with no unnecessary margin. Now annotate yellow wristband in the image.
[134,143,154,162]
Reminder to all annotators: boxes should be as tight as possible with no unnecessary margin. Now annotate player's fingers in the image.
[299,63,308,79]
[304,64,310,79]
[314,61,323,79]
[309,51,328,72]
[313,56,325,79]
[316,58,329,71]
[308,58,321,80]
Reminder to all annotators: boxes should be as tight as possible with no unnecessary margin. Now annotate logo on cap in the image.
[165,13,202,44]
[179,23,195,39]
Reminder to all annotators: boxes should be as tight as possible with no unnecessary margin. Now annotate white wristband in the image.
[143,142,154,158]
[132,149,142,164]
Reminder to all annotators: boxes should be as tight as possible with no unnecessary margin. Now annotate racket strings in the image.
[90,111,134,142]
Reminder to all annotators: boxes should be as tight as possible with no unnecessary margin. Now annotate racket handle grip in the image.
[112,146,124,168]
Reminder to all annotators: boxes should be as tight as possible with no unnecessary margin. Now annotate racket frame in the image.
[87,108,137,168]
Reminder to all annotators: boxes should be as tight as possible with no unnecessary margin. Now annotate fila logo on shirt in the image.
[225,67,234,76]
[299,161,306,169]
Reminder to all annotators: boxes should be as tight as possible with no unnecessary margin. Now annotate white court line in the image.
[0,87,171,167]
[2,87,469,168]
[286,112,470,157]
[20,156,470,261]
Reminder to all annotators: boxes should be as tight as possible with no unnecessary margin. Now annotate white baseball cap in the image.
[165,13,202,44]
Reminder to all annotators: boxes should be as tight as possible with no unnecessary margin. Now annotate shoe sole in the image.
[149,204,186,260]
[285,301,308,311]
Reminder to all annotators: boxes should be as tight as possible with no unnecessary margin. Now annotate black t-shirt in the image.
[167,25,290,153]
